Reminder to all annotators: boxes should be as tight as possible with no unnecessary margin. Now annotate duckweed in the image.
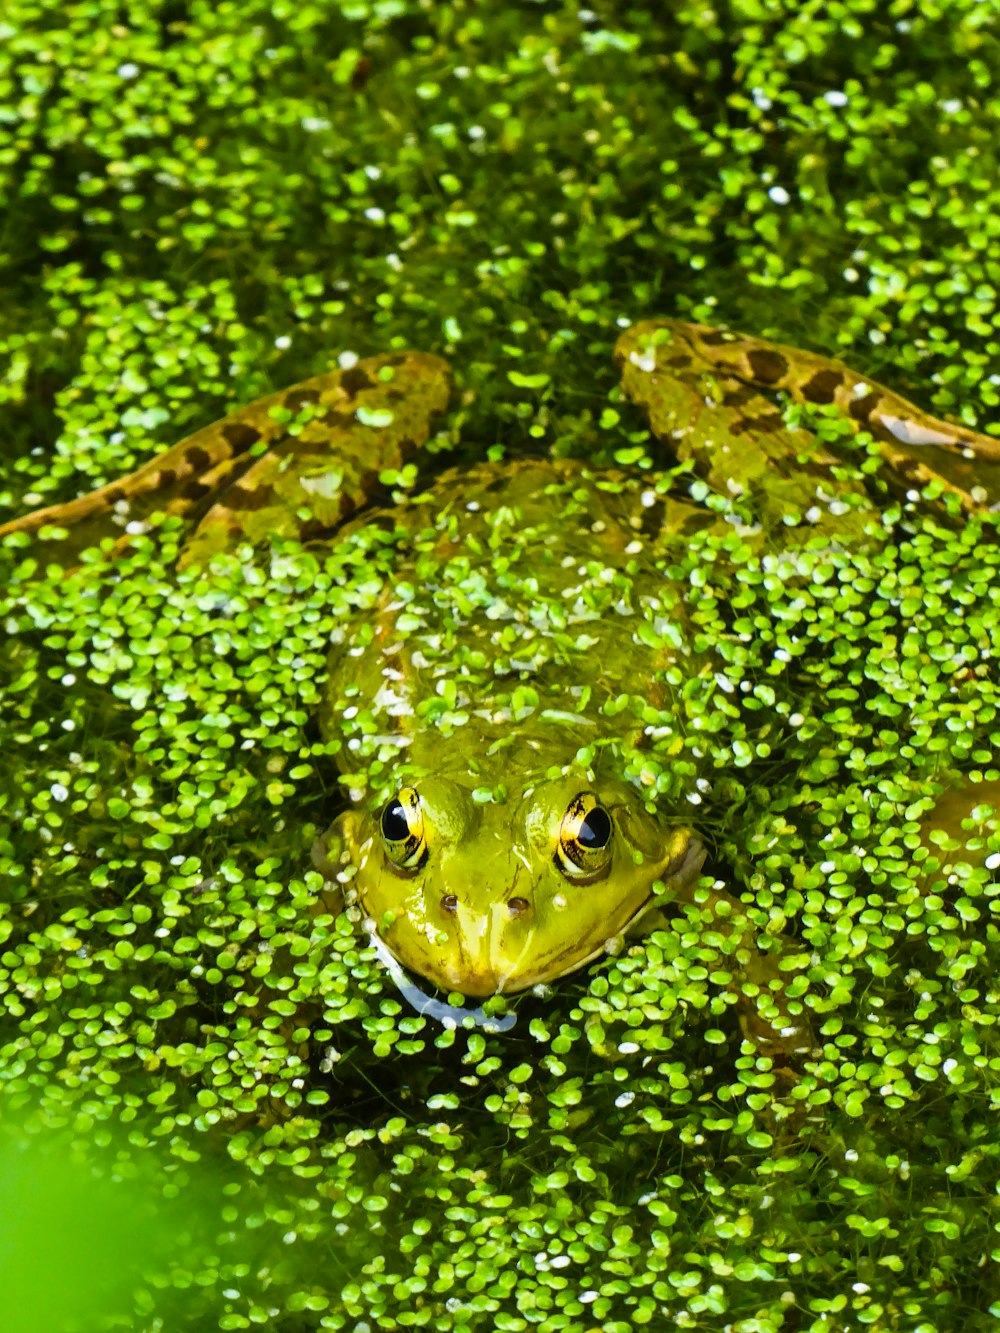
[3,1,1000,1330]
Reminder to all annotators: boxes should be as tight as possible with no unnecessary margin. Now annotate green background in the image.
[1,1,999,1329]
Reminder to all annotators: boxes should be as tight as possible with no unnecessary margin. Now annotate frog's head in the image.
[315,772,704,997]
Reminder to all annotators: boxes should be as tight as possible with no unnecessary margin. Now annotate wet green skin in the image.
[312,455,710,1000]
[5,319,998,1050]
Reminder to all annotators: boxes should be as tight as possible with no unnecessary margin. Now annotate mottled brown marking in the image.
[699,328,737,346]
[182,478,213,502]
[222,421,264,452]
[800,368,843,404]
[747,348,789,385]
[638,494,666,541]
[729,409,787,437]
[720,383,760,411]
[848,391,881,423]
[183,444,212,474]
[284,388,321,413]
[662,351,697,370]
[320,408,358,430]
[225,484,272,512]
[386,353,410,366]
[340,365,375,397]
[156,468,177,489]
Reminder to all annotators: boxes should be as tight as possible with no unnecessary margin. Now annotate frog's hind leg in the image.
[616,320,866,539]
[0,351,452,566]
[618,319,1000,515]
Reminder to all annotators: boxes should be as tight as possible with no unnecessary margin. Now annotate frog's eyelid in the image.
[382,838,428,877]
[551,850,612,886]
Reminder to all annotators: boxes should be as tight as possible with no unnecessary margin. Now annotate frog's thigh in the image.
[184,351,453,563]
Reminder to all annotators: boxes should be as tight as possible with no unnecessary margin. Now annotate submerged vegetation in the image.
[2,1,1000,1329]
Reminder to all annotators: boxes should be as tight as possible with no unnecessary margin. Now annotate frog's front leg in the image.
[642,876,814,1072]
[0,351,452,565]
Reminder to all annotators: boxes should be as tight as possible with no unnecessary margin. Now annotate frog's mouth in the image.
[366,834,706,1026]
[366,927,517,1032]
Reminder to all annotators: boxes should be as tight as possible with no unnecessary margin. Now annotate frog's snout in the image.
[439,894,536,997]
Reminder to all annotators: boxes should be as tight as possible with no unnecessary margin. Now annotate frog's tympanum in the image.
[5,321,998,1058]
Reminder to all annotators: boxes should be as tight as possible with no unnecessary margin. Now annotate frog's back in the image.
[323,458,704,786]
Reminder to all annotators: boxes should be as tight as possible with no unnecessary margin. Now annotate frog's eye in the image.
[556,793,613,882]
[380,787,427,873]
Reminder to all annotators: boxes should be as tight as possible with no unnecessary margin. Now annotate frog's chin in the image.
[374,891,657,1002]
[366,926,517,1033]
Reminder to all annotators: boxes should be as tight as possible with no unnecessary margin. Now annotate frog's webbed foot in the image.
[0,351,452,566]
[616,319,1000,526]
[649,878,815,1129]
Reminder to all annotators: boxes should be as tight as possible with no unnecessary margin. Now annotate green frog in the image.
[4,320,998,1050]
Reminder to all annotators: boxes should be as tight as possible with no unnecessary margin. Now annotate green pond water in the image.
[1,0,999,1329]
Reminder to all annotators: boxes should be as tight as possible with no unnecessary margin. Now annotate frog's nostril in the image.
[441,894,458,913]
[507,897,529,917]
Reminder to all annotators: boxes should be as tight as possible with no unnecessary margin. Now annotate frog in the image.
[4,319,999,1054]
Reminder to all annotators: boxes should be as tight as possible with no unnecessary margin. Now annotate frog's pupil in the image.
[381,800,409,842]
[578,807,611,848]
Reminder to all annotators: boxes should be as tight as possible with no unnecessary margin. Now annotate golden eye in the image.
[379,786,427,873]
[555,792,613,882]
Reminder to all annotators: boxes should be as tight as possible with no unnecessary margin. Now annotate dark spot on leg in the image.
[225,484,271,512]
[720,383,759,412]
[222,421,264,453]
[800,368,843,404]
[340,366,375,397]
[848,391,881,424]
[299,514,341,541]
[182,479,213,502]
[156,468,177,489]
[386,353,410,366]
[284,388,321,414]
[639,494,666,541]
[182,444,212,474]
[729,409,787,437]
[320,408,357,430]
[358,468,381,496]
[747,349,789,384]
